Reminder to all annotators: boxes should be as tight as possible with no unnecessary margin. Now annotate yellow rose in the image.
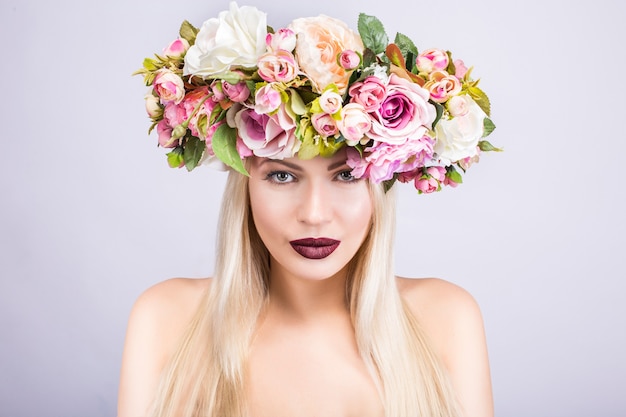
[290,15,363,94]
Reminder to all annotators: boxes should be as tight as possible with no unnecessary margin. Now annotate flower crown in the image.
[136,2,499,193]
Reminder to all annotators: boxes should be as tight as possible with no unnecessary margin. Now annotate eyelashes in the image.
[263,169,360,185]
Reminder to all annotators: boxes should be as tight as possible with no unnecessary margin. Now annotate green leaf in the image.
[446,165,463,184]
[394,32,418,58]
[478,139,502,152]
[288,89,306,115]
[179,20,199,45]
[183,136,205,171]
[467,86,491,116]
[166,148,184,168]
[482,118,496,138]
[361,48,378,68]
[358,13,389,55]
[445,51,455,75]
[382,175,398,193]
[432,102,444,128]
[142,57,159,71]
[212,124,249,175]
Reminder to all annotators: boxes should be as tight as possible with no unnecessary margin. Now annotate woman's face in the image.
[248,150,373,282]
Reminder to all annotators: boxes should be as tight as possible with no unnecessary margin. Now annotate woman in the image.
[122,3,496,416]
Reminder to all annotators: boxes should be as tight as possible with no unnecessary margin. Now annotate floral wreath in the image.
[136,2,499,193]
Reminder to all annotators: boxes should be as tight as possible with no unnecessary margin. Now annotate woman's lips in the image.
[289,238,340,260]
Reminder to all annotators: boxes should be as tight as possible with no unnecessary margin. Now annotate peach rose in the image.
[290,15,363,94]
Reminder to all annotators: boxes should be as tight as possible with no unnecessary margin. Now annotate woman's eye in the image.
[267,171,295,184]
[337,170,357,182]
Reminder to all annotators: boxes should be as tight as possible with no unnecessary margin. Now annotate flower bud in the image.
[337,50,361,70]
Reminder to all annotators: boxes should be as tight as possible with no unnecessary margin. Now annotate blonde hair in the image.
[149,170,461,417]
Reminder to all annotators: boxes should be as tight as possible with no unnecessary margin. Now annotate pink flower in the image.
[318,90,343,114]
[163,102,187,127]
[446,95,471,117]
[156,119,175,148]
[183,88,217,139]
[337,103,371,145]
[222,81,250,103]
[232,105,300,159]
[311,112,339,137]
[210,80,226,101]
[290,15,364,94]
[257,50,299,83]
[266,28,297,52]
[162,38,190,57]
[338,50,361,70]
[254,84,282,114]
[425,70,461,103]
[453,59,468,79]
[415,176,440,193]
[425,166,446,182]
[367,74,436,145]
[153,69,185,104]
[416,48,449,74]
[346,135,434,182]
[348,76,387,112]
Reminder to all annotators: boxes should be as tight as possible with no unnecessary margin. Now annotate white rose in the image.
[183,2,267,77]
[434,96,486,162]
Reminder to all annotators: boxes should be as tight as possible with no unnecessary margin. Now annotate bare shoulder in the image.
[396,277,481,324]
[396,277,493,417]
[118,278,211,417]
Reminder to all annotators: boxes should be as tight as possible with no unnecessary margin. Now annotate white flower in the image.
[434,96,486,162]
[183,2,267,77]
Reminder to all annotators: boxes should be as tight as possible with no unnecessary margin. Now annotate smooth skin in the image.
[118,153,493,417]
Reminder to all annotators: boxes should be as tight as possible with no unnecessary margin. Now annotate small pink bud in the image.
[338,50,361,71]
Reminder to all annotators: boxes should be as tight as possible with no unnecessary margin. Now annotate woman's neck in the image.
[265,265,351,324]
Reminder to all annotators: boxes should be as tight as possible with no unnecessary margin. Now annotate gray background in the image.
[1,0,624,416]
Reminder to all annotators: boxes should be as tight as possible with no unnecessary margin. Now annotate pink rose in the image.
[453,59,468,79]
[416,48,449,74]
[153,69,185,104]
[210,80,225,101]
[337,103,371,146]
[163,102,186,127]
[425,70,461,103]
[425,166,446,182]
[290,15,364,94]
[447,95,471,117]
[222,81,250,103]
[163,38,190,57]
[266,28,297,52]
[257,50,299,83]
[232,105,300,159]
[415,176,440,193]
[318,90,343,114]
[348,76,387,112]
[338,50,361,70]
[346,135,434,182]
[182,88,217,139]
[368,74,436,145]
[311,112,339,137]
[156,119,175,148]
[254,84,282,114]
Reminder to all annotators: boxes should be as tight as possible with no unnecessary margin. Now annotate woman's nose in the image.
[296,180,333,226]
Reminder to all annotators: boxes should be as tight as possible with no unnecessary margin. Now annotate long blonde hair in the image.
[149,169,461,417]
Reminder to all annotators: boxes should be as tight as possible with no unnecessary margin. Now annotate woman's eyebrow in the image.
[258,159,303,171]
[327,160,349,171]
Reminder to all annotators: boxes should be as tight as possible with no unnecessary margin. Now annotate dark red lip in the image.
[289,238,340,260]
